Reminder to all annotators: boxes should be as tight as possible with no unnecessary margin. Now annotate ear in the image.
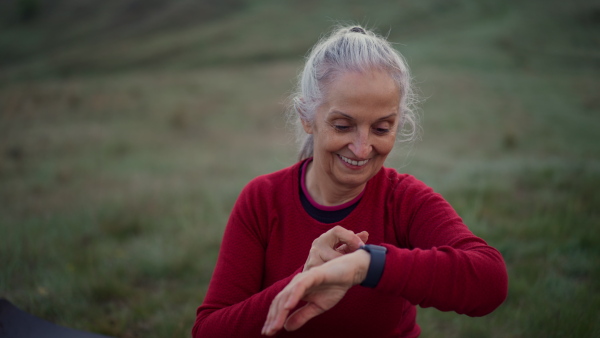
[295,97,314,134]
[300,117,314,134]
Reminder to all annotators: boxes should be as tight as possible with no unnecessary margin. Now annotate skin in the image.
[262,249,371,336]
[262,69,402,336]
[302,69,401,206]
[303,226,369,272]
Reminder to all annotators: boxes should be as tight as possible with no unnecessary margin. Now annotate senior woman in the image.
[193,26,508,337]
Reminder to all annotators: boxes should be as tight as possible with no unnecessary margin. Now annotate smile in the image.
[338,154,369,166]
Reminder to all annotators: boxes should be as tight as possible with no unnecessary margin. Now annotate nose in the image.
[348,129,372,159]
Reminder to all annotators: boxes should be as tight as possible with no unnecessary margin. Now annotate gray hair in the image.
[289,25,419,161]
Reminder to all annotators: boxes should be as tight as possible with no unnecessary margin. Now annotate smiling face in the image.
[302,69,401,202]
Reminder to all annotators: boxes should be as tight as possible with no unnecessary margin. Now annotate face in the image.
[302,69,401,190]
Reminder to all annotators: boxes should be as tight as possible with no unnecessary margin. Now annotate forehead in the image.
[323,70,400,110]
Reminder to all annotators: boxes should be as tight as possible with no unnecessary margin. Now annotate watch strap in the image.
[359,244,387,288]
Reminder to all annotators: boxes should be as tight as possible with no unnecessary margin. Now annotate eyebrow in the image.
[328,110,398,121]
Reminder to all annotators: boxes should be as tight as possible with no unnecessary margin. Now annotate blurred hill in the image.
[1,0,598,82]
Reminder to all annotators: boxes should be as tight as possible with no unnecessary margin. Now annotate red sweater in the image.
[193,160,508,337]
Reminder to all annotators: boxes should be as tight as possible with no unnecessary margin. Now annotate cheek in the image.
[375,137,396,156]
[320,132,348,152]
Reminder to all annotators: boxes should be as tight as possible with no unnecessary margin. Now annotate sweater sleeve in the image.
[192,182,302,337]
[378,177,508,317]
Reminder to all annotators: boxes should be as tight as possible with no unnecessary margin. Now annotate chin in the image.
[334,171,374,188]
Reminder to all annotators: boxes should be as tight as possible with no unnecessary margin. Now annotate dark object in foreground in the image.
[0,299,113,338]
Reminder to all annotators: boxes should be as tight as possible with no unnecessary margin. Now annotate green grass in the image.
[1,0,599,337]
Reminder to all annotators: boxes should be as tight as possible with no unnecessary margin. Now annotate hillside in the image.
[1,0,597,81]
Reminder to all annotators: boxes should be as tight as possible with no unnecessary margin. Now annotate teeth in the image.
[339,155,369,166]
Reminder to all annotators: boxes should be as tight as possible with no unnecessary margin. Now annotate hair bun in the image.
[349,27,366,34]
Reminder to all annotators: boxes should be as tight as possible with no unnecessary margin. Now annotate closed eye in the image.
[373,127,390,135]
[333,125,352,132]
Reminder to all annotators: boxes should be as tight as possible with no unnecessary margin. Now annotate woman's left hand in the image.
[262,249,370,336]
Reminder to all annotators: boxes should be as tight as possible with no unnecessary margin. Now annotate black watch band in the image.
[359,244,387,288]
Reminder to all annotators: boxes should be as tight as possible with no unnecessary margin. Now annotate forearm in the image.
[388,181,508,316]
[379,243,508,316]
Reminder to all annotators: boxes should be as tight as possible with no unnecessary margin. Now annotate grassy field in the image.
[1,0,599,337]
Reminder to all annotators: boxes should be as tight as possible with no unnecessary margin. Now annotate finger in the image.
[306,227,365,271]
[284,302,327,332]
[335,231,369,254]
[357,231,369,244]
[263,286,294,336]
[263,275,315,336]
[314,244,343,263]
[335,243,349,253]
[327,226,358,246]
[326,226,365,252]
[263,294,291,335]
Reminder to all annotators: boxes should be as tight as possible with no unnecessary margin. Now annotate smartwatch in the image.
[359,244,387,288]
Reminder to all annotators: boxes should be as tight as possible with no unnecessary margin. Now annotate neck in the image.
[304,160,366,206]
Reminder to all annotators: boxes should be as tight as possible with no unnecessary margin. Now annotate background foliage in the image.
[1,0,599,337]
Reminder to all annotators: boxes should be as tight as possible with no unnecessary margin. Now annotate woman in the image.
[193,25,508,337]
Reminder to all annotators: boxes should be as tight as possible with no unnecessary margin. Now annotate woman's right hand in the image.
[303,226,368,272]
